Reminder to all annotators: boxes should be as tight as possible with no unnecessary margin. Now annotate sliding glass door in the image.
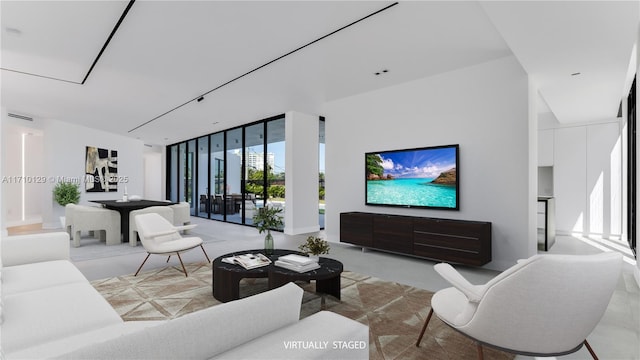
[196,136,209,218]
[244,123,264,225]
[210,133,225,221]
[186,139,196,214]
[168,145,178,202]
[319,118,325,229]
[628,76,637,256]
[226,128,243,224]
[167,114,293,229]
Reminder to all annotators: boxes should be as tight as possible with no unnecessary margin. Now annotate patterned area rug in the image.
[91,262,514,360]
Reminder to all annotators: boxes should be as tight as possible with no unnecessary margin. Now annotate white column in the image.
[0,108,5,236]
[528,75,539,256]
[284,111,320,235]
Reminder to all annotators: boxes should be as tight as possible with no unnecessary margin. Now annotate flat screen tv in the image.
[365,144,459,210]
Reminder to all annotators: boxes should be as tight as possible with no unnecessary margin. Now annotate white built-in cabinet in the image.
[539,121,622,237]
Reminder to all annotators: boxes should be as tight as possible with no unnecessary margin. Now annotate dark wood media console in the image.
[340,212,491,266]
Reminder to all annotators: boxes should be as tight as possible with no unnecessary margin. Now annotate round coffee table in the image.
[268,257,343,301]
[212,249,343,303]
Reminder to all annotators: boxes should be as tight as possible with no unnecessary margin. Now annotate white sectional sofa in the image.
[0,232,369,359]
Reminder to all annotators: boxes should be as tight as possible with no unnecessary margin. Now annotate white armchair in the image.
[416,252,623,359]
[133,212,210,277]
[67,204,121,247]
[128,206,173,247]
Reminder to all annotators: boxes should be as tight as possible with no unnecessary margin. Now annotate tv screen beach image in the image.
[366,145,458,209]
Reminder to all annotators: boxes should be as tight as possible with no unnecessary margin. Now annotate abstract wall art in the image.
[85,146,118,192]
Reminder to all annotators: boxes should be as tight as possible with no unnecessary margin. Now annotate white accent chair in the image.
[128,206,173,247]
[67,204,121,247]
[64,204,75,237]
[133,212,210,277]
[169,201,191,231]
[416,252,623,359]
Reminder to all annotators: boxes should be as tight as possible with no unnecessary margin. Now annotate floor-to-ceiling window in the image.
[168,145,178,202]
[210,133,225,221]
[178,143,187,203]
[167,114,296,229]
[244,123,264,225]
[197,136,209,218]
[627,76,636,256]
[226,128,243,225]
[187,139,196,214]
[319,118,325,229]
[167,141,197,207]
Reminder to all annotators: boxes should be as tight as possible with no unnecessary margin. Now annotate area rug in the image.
[91,262,513,360]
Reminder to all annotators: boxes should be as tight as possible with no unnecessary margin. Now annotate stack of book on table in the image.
[275,254,321,273]
[222,253,272,270]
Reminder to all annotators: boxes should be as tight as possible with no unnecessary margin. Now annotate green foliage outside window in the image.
[268,185,285,198]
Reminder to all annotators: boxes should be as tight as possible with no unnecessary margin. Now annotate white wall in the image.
[540,120,622,238]
[2,122,24,226]
[143,146,163,201]
[0,110,4,235]
[1,113,45,227]
[323,56,532,271]
[284,111,320,235]
[538,129,554,166]
[39,119,144,228]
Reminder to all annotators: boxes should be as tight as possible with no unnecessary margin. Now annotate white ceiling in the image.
[1,1,637,146]
[481,1,639,124]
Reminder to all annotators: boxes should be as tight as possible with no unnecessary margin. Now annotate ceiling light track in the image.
[128,1,399,134]
[8,112,33,121]
[0,0,135,85]
[82,0,136,84]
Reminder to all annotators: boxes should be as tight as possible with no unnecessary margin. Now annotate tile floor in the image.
[37,217,640,359]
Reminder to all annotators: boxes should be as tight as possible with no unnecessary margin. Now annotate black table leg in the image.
[213,267,241,302]
[316,275,341,300]
[120,209,131,244]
